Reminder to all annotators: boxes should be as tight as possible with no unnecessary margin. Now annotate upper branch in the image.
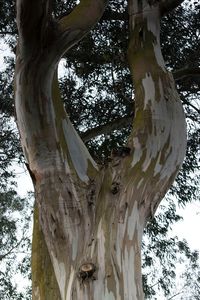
[54,0,108,58]
[81,114,133,142]
[173,67,200,81]
[57,8,126,22]
[126,0,187,216]
[16,0,52,44]
[159,0,185,15]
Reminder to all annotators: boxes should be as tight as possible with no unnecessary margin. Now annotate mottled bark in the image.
[15,0,187,299]
[127,0,187,219]
[32,204,61,299]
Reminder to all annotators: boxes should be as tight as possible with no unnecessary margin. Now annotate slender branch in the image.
[81,114,133,142]
[149,274,168,289]
[58,8,127,22]
[173,67,200,81]
[102,10,127,21]
[159,0,185,15]
[182,99,200,114]
[0,31,17,35]
[167,289,185,300]
[0,235,26,261]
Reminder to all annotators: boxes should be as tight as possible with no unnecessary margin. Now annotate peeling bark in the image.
[32,204,61,299]
[127,0,187,218]
[15,0,187,299]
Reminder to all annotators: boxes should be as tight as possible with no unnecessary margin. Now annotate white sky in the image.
[173,202,200,250]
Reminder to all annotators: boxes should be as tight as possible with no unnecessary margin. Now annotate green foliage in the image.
[0,190,32,300]
[142,198,200,298]
[0,87,32,298]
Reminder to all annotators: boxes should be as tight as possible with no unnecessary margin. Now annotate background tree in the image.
[0,0,199,299]
[0,112,31,299]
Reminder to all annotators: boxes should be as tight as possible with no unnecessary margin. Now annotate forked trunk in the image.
[15,0,187,299]
[30,155,146,299]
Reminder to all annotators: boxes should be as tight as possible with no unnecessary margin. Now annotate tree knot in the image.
[111,182,120,195]
[78,262,96,282]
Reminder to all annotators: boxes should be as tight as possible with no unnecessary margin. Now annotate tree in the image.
[0,113,31,299]
[14,0,197,298]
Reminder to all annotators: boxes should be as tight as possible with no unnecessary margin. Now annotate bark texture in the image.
[15,0,187,299]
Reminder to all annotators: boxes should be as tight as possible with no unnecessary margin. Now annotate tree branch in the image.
[55,0,108,58]
[0,234,26,261]
[102,10,127,21]
[62,51,199,86]
[0,31,17,35]
[58,8,127,22]
[167,289,185,300]
[159,0,185,15]
[182,99,200,115]
[16,0,52,43]
[81,114,133,142]
[173,67,200,81]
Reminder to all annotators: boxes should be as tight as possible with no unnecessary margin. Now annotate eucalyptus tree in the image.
[0,0,199,298]
[14,0,200,299]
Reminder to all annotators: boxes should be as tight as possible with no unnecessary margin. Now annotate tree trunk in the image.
[15,0,187,299]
